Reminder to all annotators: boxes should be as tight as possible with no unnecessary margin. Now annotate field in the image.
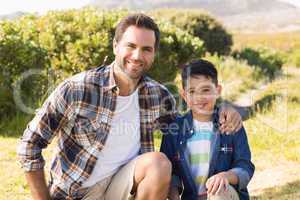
[233,31,300,51]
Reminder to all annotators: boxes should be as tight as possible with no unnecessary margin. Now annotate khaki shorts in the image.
[82,158,137,200]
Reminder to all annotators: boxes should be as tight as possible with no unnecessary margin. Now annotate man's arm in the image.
[17,81,74,199]
[25,170,51,200]
[218,104,242,134]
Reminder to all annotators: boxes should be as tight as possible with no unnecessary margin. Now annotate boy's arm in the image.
[231,126,255,190]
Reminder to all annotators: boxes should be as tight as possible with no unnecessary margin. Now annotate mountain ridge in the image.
[89,0,300,32]
[90,0,298,16]
[1,1,299,32]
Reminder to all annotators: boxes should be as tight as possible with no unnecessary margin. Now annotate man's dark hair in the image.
[181,59,218,89]
[114,13,160,50]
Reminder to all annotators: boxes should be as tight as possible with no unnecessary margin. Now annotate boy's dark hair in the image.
[181,59,218,89]
[114,13,160,50]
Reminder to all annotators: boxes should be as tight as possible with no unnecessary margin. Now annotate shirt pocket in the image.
[71,108,100,147]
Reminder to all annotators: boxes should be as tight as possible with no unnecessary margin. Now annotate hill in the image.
[90,0,300,32]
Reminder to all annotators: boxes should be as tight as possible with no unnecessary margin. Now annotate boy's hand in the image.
[219,106,242,134]
[167,186,180,200]
[206,172,229,195]
[206,171,239,196]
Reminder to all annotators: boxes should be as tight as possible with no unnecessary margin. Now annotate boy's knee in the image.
[208,185,239,200]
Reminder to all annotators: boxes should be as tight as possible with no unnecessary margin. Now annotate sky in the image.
[279,0,300,7]
[0,0,299,15]
[0,0,91,15]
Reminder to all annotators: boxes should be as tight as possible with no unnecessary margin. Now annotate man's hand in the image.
[25,170,51,200]
[167,186,180,200]
[206,171,238,196]
[219,106,242,134]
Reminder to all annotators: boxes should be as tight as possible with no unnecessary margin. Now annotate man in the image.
[17,13,242,200]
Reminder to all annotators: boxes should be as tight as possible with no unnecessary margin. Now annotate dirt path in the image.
[233,70,300,196]
[248,160,300,196]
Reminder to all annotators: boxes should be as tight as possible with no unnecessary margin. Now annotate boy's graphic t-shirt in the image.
[187,119,213,194]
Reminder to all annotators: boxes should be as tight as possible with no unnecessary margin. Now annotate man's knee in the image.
[136,152,172,182]
[146,152,171,172]
[145,152,172,183]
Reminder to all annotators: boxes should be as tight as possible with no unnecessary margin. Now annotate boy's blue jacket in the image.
[160,109,255,200]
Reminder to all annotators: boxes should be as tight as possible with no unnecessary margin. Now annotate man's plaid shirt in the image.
[17,64,177,199]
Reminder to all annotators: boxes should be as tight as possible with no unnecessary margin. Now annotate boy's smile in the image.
[181,75,222,121]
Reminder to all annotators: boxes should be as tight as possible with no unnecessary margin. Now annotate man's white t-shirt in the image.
[82,89,140,187]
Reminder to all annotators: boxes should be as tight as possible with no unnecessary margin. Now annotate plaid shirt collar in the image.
[102,61,149,93]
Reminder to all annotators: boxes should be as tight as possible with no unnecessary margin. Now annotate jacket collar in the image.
[181,106,220,140]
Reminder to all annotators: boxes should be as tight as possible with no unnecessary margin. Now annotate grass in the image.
[0,135,55,200]
[245,66,300,163]
[252,180,300,200]
[0,136,30,199]
[0,112,33,137]
[233,31,300,52]
[233,31,300,68]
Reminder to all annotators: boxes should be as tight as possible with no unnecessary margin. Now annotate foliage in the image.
[0,27,49,118]
[232,47,284,80]
[150,8,233,55]
[233,31,300,52]
[150,19,204,83]
[289,49,300,68]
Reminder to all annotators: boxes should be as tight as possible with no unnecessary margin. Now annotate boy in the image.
[160,59,254,200]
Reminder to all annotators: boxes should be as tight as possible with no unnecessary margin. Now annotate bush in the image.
[150,19,204,83]
[289,49,300,68]
[149,8,233,55]
[6,8,205,83]
[232,47,284,80]
[0,27,49,118]
[0,8,205,118]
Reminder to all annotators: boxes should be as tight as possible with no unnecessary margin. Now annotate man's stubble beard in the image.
[116,57,153,81]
